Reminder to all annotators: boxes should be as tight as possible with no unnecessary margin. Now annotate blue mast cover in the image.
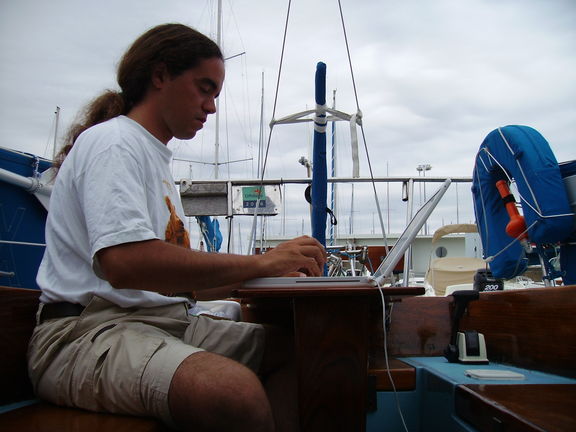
[311,62,328,248]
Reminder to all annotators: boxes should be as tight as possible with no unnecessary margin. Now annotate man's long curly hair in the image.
[54,23,222,170]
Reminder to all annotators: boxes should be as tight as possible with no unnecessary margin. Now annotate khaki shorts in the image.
[27,296,265,427]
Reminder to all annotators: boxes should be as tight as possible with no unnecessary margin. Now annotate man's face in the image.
[158,57,225,142]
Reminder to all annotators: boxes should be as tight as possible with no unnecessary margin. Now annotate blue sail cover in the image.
[472,126,574,279]
[196,216,222,252]
[311,62,328,248]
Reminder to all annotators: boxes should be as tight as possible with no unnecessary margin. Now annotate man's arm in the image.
[96,235,326,296]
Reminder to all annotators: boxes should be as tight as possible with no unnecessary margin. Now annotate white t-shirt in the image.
[37,116,191,308]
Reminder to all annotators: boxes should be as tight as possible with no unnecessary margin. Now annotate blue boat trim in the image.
[0,147,51,290]
[0,399,39,415]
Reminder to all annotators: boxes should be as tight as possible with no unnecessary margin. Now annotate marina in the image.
[1,1,575,431]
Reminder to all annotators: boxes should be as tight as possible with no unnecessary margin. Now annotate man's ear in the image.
[151,63,169,89]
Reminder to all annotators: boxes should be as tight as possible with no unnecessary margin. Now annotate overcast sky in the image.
[1,0,574,250]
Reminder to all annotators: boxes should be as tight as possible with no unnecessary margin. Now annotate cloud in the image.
[1,0,574,246]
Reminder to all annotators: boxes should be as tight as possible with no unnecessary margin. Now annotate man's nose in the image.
[204,97,217,114]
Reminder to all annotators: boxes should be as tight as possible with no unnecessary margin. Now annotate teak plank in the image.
[293,295,369,432]
[460,286,576,377]
[370,296,453,358]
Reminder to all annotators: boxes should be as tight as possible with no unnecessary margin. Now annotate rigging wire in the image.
[337,1,406,430]
[225,86,231,179]
[337,0,389,252]
[248,0,293,254]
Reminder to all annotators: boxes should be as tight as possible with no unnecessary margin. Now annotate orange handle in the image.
[495,180,528,240]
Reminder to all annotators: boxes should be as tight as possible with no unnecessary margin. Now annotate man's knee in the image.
[168,352,274,432]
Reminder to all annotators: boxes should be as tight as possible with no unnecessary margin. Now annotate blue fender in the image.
[472,126,573,279]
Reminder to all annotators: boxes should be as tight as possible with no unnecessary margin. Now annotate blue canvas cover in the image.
[472,126,573,279]
[559,159,576,285]
[196,216,223,252]
[311,62,328,248]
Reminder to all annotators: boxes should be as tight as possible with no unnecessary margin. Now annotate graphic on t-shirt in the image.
[164,196,190,248]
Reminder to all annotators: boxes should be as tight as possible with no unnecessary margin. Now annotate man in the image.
[28,23,325,432]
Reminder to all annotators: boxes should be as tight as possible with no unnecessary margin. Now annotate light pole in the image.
[416,164,432,234]
[299,156,312,178]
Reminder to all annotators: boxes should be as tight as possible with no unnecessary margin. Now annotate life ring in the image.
[472,125,573,279]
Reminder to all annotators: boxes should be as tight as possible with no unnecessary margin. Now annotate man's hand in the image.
[260,236,327,277]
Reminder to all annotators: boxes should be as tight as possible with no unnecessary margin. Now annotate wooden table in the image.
[234,283,423,432]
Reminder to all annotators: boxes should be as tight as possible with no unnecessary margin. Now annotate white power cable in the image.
[376,279,410,432]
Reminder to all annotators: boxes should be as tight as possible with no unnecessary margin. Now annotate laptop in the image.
[242,179,452,288]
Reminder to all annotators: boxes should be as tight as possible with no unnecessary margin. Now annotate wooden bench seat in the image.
[455,384,576,432]
[0,286,171,431]
[0,401,170,431]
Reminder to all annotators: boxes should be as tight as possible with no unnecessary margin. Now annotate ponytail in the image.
[53,90,126,170]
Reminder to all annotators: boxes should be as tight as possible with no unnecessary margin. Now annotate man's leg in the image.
[168,351,275,432]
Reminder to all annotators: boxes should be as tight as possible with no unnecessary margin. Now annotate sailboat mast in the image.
[350,184,355,234]
[257,71,265,177]
[329,90,337,245]
[52,106,60,160]
[214,0,222,179]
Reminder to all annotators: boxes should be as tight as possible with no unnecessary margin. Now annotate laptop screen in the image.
[372,179,451,284]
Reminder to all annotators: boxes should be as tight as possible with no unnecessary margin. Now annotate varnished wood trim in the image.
[368,358,416,391]
[460,286,576,378]
[0,402,170,431]
[455,384,576,432]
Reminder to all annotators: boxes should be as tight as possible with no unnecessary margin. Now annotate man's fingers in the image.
[266,236,327,277]
[298,245,327,267]
[299,257,322,277]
